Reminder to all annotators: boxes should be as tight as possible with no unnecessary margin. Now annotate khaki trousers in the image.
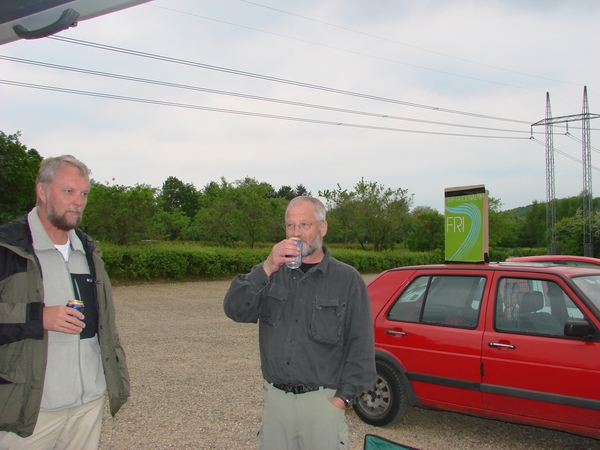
[258,381,349,450]
[0,395,104,450]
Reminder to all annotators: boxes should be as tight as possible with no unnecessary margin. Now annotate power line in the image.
[0,79,531,139]
[148,4,547,94]
[236,0,581,88]
[0,55,533,135]
[47,36,533,125]
[530,137,600,171]
[564,131,600,155]
[554,124,600,132]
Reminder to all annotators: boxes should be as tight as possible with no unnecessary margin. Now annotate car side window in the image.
[387,275,428,323]
[495,278,584,337]
[387,275,485,329]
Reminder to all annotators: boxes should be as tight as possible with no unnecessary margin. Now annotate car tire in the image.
[353,359,409,426]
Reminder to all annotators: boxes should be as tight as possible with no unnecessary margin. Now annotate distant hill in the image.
[503,196,600,219]
[505,205,530,218]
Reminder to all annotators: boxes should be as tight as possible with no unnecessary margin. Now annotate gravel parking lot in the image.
[99,277,599,449]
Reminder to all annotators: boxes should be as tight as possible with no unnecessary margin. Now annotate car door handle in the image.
[385,330,406,336]
[488,342,516,349]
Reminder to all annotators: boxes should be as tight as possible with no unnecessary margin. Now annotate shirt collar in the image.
[309,246,331,275]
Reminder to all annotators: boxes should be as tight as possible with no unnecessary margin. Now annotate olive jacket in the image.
[0,215,130,438]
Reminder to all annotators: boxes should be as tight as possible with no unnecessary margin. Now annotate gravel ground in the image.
[98,276,599,450]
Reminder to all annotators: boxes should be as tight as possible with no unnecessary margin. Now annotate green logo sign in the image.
[445,185,488,262]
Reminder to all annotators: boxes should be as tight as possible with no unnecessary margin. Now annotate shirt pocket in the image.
[310,295,346,345]
[259,283,289,327]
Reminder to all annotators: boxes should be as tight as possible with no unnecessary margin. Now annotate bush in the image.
[97,242,441,283]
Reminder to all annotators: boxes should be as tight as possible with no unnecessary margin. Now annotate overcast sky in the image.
[1,0,599,212]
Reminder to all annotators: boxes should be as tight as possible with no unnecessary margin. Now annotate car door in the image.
[376,269,488,411]
[481,271,600,435]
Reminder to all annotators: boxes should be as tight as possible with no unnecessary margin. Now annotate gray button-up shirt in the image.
[223,247,376,399]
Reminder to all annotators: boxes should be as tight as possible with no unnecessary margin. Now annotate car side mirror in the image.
[564,319,591,339]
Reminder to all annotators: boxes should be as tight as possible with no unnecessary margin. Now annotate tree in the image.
[404,209,444,251]
[556,195,586,221]
[153,209,190,241]
[294,184,311,197]
[555,211,584,256]
[81,182,161,244]
[268,184,312,200]
[554,209,600,257]
[488,197,521,248]
[519,200,546,248]
[0,131,43,224]
[270,185,295,200]
[320,178,413,251]
[185,178,235,244]
[159,176,200,219]
[230,177,282,247]
[186,177,285,247]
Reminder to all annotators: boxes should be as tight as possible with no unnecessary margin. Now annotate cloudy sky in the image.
[1,0,599,212]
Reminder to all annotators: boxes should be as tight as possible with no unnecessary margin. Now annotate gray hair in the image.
[36,155,91,205]
[285,196,326,222]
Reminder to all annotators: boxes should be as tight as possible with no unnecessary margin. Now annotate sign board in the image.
[444,185,489,263]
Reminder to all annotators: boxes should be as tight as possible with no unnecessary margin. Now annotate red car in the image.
[354,263,600,440]
[506,255,600,269]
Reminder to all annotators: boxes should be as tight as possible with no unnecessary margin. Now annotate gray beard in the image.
[46,203,81,231]
[302,234,323,258]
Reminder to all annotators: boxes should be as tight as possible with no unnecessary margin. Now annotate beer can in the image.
[285,237,302,269]
[66,299,85,314]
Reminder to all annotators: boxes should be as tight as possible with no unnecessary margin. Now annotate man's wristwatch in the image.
[340,396,354,408]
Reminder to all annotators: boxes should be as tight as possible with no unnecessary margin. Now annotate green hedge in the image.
[98,242,548,283]
[97,242,442,282]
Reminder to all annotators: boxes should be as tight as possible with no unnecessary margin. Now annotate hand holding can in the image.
[285,238,302,269]
[66,299,85,314]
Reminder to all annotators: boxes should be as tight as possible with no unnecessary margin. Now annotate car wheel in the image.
[353,359,409,426]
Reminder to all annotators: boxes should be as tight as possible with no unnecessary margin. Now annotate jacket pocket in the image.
[0,341,27,384]
[259,283,289,327]
[114,344,130,398]
[310,296,346,345]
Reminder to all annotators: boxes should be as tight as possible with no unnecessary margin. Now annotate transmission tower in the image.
[582,87,593,256]
[544,93,556,254]
[531,86,599,255]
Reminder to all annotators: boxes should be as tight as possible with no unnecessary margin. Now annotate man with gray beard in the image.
[0,155,130,449]
[224,196,376,450]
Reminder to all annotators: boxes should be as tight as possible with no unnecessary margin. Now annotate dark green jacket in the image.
[0,215,130,437]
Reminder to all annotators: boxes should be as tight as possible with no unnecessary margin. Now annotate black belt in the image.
[272,383,320,394]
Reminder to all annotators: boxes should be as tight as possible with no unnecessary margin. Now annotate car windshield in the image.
[572,274,600,313]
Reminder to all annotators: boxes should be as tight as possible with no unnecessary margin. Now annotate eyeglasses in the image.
[285,220,323,231]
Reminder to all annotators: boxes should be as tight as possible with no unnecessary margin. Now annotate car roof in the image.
[506,255,600,265]
[382,262,600,277]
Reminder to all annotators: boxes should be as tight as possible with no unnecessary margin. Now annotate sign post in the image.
[445,185,489,263]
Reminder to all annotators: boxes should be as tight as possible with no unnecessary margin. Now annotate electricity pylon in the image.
[531,87,599,255]
[582,87,593,256]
